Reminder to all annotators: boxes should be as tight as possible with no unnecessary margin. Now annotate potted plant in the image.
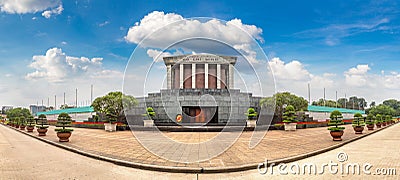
[55,113,74,142]
[352,113,365,134]
[365,114,375,130]
[328,110,345,141]
[104,113,117,132]
[282,105,298,131]
[26,115,35,132]
[375,114,382,128]
[245,108,258,127]
[381,115,387,126]
[36,114,49,136]
[14,117,20,128]
[19,116,26,130]
[143,107,155,127]
[385,115,392,125]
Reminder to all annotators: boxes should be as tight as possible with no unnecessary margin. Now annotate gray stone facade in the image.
[127,89,262,126]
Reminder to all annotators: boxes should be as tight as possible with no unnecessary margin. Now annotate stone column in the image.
[217,64,221,89]
[229,64,234,89]
[179,63,184,89]
[167,64,172,89]
[192,63,196,89]
[205,63,209,89]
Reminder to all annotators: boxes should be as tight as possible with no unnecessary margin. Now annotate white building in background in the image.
[307,105,365,121]
[29,105,47,116]
[37,106,95,122]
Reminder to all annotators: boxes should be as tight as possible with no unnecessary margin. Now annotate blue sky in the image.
[0,0,399,107]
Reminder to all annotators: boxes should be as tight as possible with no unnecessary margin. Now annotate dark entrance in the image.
[182,106,218,125]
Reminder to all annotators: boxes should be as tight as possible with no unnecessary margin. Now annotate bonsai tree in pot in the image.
[245,107,258,127]
[8,117,14,127]
[104,112,118,132]
[381,114,387,126]
[385,115,392,125]
[36,114,49,136]
[19,116,26,130]
[352,113,365,134]
[328,110,345,141]
[365,114,375,130]
[14,117,20,128]
[375,114,383,128]
[282,105,298,131]
[143,107,156,127]
[55,112,74,142]
[26,115,35,132]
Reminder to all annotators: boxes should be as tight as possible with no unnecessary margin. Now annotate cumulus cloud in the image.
[125,11,262,47]
[41,4,63,18]
[344,64,400,90]
[344,64,370,87]
[26,47,106,82]
[146,49,184,62]
[125,11,263,63]
[0,0,62,17]
[268,57,311,81]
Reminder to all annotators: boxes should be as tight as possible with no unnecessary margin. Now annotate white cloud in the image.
[125,11,263,63]
[26,47,105,82]
[125,11,263,46]
[0,0,62,17]
[268,57,311,81]
[344,64,370,87]
[233,44,259,64]
[146,49,183,62]
[41,4,63,18]
[98,20,110,27]
[310,74,334,89]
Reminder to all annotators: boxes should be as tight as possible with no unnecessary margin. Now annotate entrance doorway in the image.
[182,106,218,125]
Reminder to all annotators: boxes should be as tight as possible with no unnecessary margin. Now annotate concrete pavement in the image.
[2,122,389,171]
[201,123,400,179]
[1,123,399,179]
[0,124,195,180]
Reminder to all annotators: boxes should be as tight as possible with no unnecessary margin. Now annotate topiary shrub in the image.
[282,105,298,123]
[55,113,74,133]
[146,107,156,119]
[328,110,345,131]
[385,115,392,122]
[352,113,365,127]
[246,108,257,120]
[365,114,375,125]
[36,114,49,129]
[375,114,383,124]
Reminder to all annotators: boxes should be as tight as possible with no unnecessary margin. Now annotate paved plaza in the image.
[1,123,399,179]
[2,123,394,170]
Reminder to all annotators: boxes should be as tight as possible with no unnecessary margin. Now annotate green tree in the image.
[368,104,395,116]
[6,108,31,119]
[337,98,347,108]
[260,92,308,117]
[92,91,138,122]
[382,99,400,116]
[312,99,341,108]
[369,101,376,108]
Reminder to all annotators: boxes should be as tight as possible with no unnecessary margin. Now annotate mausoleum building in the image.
[131,54,262,126]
